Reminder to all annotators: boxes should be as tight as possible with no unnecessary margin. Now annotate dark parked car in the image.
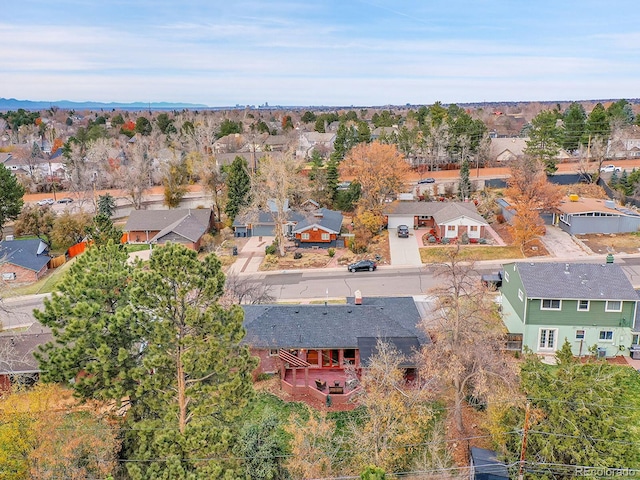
[418,177,436,184]
[348,259,377,272]
[397,225,410,238]
[57,197,74,204]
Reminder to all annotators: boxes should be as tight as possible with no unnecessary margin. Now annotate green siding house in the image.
[500,262,639,357]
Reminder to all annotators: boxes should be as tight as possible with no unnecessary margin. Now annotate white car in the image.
[36,198,55,206]
[600,164,622,173]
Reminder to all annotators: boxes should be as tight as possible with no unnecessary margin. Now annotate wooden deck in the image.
[281,368,360,408]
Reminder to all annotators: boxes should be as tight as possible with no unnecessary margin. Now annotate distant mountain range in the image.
[1,97,638,112]
[0,98,210,111]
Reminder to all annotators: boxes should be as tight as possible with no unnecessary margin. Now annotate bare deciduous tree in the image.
[420,247,517,433]
[220,272,274,306]
[248,152,309,256]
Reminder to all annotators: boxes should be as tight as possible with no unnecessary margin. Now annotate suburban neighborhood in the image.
[3,93,640,479]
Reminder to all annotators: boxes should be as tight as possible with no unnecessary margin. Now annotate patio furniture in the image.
[315,379,327,390]
[329,385,344,394]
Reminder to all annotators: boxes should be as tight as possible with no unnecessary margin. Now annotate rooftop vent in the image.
[5,235,13,241]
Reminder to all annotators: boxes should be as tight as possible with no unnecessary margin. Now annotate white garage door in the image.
[387,216,414,229]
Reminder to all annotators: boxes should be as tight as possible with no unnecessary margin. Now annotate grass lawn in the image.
[124,244,151,253]
[419,245,525,263]
[2,257,76,297]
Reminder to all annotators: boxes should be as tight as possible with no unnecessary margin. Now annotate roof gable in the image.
[151,213,208,243]
[292,208,343,234]
[385,201,487,225]
[0,239,50,272]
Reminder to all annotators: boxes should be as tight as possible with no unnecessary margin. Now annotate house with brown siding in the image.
[0,238,50,283]
[292,208,343,247]
[233,202,343,248]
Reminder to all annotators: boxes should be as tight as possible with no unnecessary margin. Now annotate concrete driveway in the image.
[227,236,273,274]
[540,225,592,258]
[388,228,423,266]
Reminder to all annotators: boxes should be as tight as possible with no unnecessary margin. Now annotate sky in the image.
[2,1,639,107]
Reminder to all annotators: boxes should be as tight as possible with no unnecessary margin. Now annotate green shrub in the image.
[265,243,277,255]
[293,252,302,259]
[328,248,336,257]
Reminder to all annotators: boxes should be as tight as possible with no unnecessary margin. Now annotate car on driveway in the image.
[57,197,74,204]
[600,164,622,173]
[348,259,377,272]
[397,225,410,238]
[37,198,54,206]
[418,177,436,184]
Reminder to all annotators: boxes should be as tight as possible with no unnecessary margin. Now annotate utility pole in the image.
[518,402,531,480]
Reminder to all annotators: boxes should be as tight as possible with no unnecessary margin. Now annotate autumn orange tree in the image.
[339,142,411,213]
[506,156,563,252]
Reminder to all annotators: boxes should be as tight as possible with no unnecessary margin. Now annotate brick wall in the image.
[0,263,47,283]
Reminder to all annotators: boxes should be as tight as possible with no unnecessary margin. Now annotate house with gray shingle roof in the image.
[0,238,50,283]
[233,202,343,248]
[242,295,429,405]
[123,208,213,250]
[500,261,639,357]
[384,201,488,241]
[0,328,53,390]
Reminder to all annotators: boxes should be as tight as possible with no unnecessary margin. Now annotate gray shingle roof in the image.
[384,201,487,225]
[124,209,211,233]
[292,208,343,234]
[513,262,639,301]
[0,239,49,272]
[242,296,429,349]
[0,331,53,374]
[151,213,208,243]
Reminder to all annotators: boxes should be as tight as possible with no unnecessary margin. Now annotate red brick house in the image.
[242,295,429,408]
[0,238,50,283]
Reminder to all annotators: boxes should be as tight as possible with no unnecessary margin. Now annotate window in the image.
[541,299,561,310]
[321,232,330,241]
[504,271,510,282]
[599,330,614,341]
[539,329,557,350]
[605,300,622,312]
[447,225,456,231]
[269,349,279,357]
[469,225,478,232]
[577,300,590,311]
[301,233,310,240]
[518,289,524,301]
[576,329,585,340]
[632,335,639,346]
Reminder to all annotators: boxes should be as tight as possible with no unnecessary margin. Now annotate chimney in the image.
[354,290,362,305]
